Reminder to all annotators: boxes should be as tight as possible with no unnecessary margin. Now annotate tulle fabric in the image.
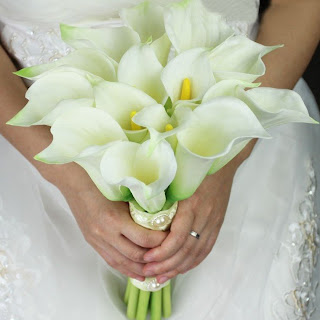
[0,0,319,319]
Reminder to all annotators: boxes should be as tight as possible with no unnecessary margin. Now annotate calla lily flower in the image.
[13,48,117,81]
[209,36,282,82]
[35,107,130,200]
[237,87,318,128]
[60,23,140,63]
[35,107,127,164]
[202,80,317,129]
[7,72,94,126]
[202,79,261,101]
[132,104,192,151]
[120,2,165,43]
[93,80,158,142]
[164,0,234,54]
[100,140,177,213]
[118,44,166,103]
[120,1,172,66]
[161,48,215,105]
[167,96,270,201]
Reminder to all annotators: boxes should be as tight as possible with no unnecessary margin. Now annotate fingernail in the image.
[144,254,154,262]
[158,276,169,284]
[144,270,154,277]
[136,276,145,282]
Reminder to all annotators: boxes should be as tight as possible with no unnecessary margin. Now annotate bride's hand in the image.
[51,163,168,282]
[142,144,254,283]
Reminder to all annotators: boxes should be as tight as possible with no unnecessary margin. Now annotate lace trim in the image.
[0,213,51,320]
[1,17,255,70]
[273,161,319,319]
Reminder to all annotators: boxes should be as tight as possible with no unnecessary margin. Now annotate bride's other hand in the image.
[142,144,254,283]
[142,0,320,284]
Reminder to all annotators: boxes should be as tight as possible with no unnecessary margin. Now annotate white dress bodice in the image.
[0,0,260,68]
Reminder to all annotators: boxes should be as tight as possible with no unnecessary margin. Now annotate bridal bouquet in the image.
[8,0,316,319]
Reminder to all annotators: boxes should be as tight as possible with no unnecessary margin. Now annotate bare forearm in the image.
[256,0,320,88]
[0,45,88,193]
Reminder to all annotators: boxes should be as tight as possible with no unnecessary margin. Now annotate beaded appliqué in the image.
[1,24,71,68]
[129,201,178,231]
[273,162,319,319]
[0,213,50,320]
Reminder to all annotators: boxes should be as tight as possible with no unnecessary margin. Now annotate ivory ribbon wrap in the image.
[129,201,178,291]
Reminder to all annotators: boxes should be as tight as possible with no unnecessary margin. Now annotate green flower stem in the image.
[151,289,162,320]
[124,278,131,305]
[127,282,140,319]
[162,283,172,318]
[136,289,151,320]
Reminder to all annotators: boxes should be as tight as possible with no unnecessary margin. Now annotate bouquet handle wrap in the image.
[125,201,178,319]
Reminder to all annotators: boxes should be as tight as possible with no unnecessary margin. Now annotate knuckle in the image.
[104,209,118,225]
[105,257,117,269]
[175,232,187,246]
[181,243,193,255]
[128,249,144,262]
[138,233,152,247]
[88,223,103,238]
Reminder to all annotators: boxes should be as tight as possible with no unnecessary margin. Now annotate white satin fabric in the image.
[0,0,320,319]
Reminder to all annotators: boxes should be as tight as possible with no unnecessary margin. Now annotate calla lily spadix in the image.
[118,44,166,103]
[7,71,94,127]
[167,96,270,201]
[209,36,283,82]
[164,0,234,54]
[100,140,177,213]
[7,0,318,318]
[13,48,118,82]
[132,104,193,152]
[60,23,140,63]
[93,80,158,142]
[161,48,215,105]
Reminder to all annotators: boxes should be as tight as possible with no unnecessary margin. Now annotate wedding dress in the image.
[0,0,319,319]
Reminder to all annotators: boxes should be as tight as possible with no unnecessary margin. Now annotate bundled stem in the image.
[127,283,139,319]
[124,278,172,320]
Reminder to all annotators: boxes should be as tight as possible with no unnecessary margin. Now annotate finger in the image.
[157,224,220,280]
[93,241,146,279]
[143,202,194,262]
[121,218,168,249]
[143,231,202,277]
[112,234,149,263]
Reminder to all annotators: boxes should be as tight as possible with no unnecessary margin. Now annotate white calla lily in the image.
[35,107,127,164]
[36,98,94,126]
[94,81,158,142]
[14,48,117,81]
[151,33,172,66]
[7,72,93,126]
[202,79,260,102]
[75,146,132,201]
[133,104,192,151]
[161,48,215,104]
[167,97,270,201]
[209,35,282,82]
[120,2,165,42]
[60,24,140,62]
[164,0,234,54]
[237,87,318,129]
[100,140,177,213]
[118,44,166,103]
